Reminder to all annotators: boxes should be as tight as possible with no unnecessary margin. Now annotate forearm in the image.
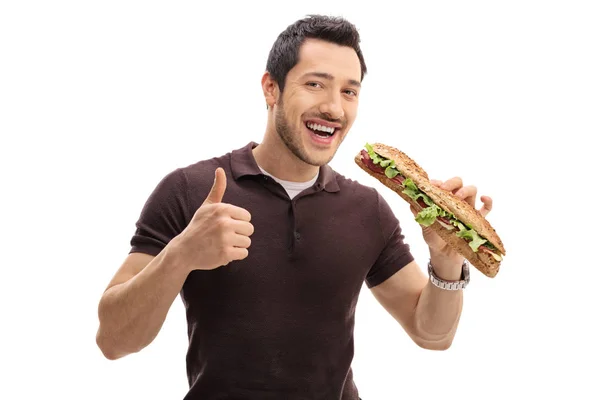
[96,242,189,359]
[413,254,464,348]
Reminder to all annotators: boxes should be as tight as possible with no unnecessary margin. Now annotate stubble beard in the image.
[274,98,342,167]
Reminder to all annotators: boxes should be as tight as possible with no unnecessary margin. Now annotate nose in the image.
[318,93,344,121]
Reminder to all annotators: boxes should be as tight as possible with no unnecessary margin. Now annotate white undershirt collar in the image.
[258,166,318,199]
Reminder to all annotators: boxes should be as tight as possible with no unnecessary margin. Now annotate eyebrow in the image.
[301,71,361,88]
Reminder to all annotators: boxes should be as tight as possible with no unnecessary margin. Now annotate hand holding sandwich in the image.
[411,177,494,280]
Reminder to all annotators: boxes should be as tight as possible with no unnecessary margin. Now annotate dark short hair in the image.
[266,14,367,92]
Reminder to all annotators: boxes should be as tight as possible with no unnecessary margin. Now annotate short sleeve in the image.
[365,191,414,288]
[129,168,191,256]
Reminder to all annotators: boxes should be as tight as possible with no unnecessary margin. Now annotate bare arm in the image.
[95,243,189,360]
[371,257,463,351]
[96,167,253,360]
[372,177,492,350]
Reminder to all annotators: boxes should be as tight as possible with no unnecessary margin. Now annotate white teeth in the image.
[307,122,335,134]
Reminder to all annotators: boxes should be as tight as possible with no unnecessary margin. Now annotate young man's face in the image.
[273,38,362,167]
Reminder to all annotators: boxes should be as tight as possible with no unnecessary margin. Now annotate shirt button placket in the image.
[291,200,300,251]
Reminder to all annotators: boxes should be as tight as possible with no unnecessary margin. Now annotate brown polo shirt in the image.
[129,141,414,400]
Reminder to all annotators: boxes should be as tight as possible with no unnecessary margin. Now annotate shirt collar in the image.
[230,141,340,193]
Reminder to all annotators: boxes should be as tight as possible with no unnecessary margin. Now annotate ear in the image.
[261,71,279,109]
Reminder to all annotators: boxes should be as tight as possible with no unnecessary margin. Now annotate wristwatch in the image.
[428,259,470,290]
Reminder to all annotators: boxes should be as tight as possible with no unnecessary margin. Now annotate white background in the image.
[1,1,599,399]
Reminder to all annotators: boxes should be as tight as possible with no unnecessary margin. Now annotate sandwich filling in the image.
[361,143,503,262]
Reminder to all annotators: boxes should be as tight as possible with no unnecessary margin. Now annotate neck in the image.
[252,126,319,183]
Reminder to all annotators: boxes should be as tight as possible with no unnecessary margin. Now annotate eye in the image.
[306,82,322,88]
[344,89,358,97]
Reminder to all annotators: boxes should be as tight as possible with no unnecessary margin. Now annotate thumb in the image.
[203,168,227,205]
[409,205,419,217]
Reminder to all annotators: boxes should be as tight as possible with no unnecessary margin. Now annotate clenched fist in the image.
[173,167,254,271]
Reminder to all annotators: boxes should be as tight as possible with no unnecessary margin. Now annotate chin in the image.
[301,144,340,166]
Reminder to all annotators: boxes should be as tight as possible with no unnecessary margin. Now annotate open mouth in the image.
[305,121,337,138]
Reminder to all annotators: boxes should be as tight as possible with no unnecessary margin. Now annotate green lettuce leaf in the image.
[455,225,488,252]
[415,206,439,226]
[401,179,435,207]
[379,159,394,168]
[401,178,419,198]
[414,203,456,226]
[385,166,399,178]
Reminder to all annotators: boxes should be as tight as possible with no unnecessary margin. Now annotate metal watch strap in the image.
[428,259,470,290]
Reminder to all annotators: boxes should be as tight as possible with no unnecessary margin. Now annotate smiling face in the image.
[265,38,363,167]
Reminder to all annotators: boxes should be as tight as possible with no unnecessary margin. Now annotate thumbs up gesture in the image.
[174,168,254,271]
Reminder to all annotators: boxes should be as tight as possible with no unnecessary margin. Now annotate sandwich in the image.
[355,143,506,278]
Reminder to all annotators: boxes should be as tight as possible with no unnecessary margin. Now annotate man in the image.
[96,14,493,399]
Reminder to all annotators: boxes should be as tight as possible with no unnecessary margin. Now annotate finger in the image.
[231,234,252,249]
[228,247,249,262]
[454,185,477,207]
[226,205,252,222]
[430,179,443,187]
[203,168,227,205]
[441,177,463,193]
[479,195,493,217]
[232,220,254,237]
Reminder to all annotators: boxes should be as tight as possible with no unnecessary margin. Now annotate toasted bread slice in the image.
[355,144,505,278]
